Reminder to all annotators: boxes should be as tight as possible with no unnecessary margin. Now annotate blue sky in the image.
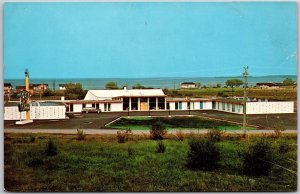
[4,2,297,79]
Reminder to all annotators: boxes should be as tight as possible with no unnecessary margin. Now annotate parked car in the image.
[81,107,101,113]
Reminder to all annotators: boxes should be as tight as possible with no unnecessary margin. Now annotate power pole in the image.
[243,66,249,137]
[53,80,55,91]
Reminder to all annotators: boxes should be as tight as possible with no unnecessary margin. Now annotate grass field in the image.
[108,116,256,130]
[5,133,297,192]
[165,88,297,101]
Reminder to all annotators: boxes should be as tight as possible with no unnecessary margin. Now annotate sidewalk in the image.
[4,128,297,135]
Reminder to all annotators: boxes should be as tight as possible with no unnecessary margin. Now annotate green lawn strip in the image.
[108,116,251,130]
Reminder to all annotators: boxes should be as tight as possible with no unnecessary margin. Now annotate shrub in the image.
[25,150,44,167]
[127,145,134,157]
[29,135,35,143]
[187,138,220,171]
[150,121,167,140]
[273,125,285,138]
[207,129,223,142]
[76,129,86,141]
[276,139,291,153]
[156,140,166,153]
[175,130,184,141]
[242,139,273,176]
[45,140,58,156]
[116,129,132,143]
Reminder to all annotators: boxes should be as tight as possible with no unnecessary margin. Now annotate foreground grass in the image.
[5,133,297,192]
[109,116,256,130]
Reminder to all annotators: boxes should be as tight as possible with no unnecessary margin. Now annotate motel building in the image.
[63,88,294,114]
[4,88,295,121]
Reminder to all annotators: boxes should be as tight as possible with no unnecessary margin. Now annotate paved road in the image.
[4,128,297,135]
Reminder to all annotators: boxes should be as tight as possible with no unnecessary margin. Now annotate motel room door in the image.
[140,98,148,111]
[179,102,182,110]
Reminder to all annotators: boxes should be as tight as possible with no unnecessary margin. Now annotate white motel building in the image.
[4,88,295,120]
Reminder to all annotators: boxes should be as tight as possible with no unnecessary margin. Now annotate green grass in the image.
[165,88,297,101]
[108,116,253,131]
[4,133,297,192]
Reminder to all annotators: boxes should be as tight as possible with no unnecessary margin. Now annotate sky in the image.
[4,2,298,79]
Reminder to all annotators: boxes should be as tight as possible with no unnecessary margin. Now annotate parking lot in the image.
[4,110,297,130]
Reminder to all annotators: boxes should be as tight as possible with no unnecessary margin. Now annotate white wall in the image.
[4,105,66,120]
[181,102,187,110]
[73,104,82,112]
[4,107,26,120]
[169,102,175,110]
[110,103,123,111]
[246,101,294,114]
[203,101,212,110]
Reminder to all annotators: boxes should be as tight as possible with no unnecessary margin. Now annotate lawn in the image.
[108,116,256,130]
[4,133,297,192]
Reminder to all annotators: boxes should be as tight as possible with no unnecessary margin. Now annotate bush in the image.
[207,129,223,142]
[76,129,86,140]
[273,125,285,138]
[156,140,166,153]
[29,135,36,143]
[276,139,291,153]
[242,139,273,176]
[187,138,220,171]
[116,129,132,143]
[25,150,44,167]
[127,145,134,157]
[175,130,184,141]
[150,121,167,140]
[45,140,58,156]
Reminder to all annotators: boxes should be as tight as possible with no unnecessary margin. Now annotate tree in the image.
[65,83,85,100]
[283,78,295,86]
[195,82,201,88]
[225,79,243,97]
[43,89,53,97]
[132,83,146,89]
[216,83,222,88]
[105,82,118,89]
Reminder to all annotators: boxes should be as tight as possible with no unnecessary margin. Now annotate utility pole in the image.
[243,66,249,137]
[53,80,55,91]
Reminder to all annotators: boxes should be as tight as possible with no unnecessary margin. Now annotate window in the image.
[92,104,95,108]
[222,103,225,110]
[82,104,86,108]
[175,102,178,110]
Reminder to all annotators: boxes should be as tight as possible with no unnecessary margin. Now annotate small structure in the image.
[4,83,13,94]
[59,84,66,90]
[256,82,283,89]
[33,83,48,91]
[180,82,197,89]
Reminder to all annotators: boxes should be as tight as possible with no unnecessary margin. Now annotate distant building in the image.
[15,85,34,95]
[180,82,197,89]
[33,83,48,91]
[256,82,283,89]
[59,84,66,90]
[4,83,13,94]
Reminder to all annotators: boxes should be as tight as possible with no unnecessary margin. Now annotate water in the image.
[4,75,297,90]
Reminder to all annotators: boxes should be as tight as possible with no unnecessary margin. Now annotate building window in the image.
[175,102,178,110]
[92,104,95,108]
[158,97,165,110]
[222,103,225,111]
[123,97,129,110]
[83,104,86,108]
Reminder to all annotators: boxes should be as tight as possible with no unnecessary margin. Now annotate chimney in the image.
[124,87,127,91]
[61,96,65,101]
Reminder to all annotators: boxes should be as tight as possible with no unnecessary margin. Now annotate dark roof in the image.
[32,83,48,87]
[4,101,18,107]
[181,82,196,85]
[4,83,12,87]
[16,86,34,90]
